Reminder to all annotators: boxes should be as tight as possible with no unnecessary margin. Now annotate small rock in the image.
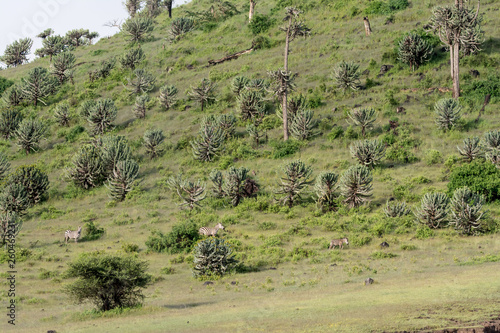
[47,331,57,333]
[354,104,362,108]
[380,242,390,248]
[332,107,337,112]
[203,281,214,286]
[231,281,237,285]
[330,263,337,267]
[380,64,394,75]
[269,267,277,270]
[365,278,374,285]
[186,64,194,70]
[478,246,482,249]
[107,247,112,249]
[470,69,480,78]
[396,106,406,114]
[415,22,421,26]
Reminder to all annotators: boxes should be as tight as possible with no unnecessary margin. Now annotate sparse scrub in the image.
[146,220,201,254]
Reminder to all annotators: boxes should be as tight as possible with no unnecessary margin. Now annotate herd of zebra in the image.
[64,223,350,250]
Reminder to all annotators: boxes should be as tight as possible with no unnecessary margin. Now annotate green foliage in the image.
[270,139,303,159]
[146,220,201,254]
[120,47,145,70]
[449,187,486,235]
[15,119,47,154]
[447,160,500,202]
[143,129,165,159]
[20,67,58,107]
[416,192,449,229]
[34,35,67,61]
[462,75,500,100]
[87,99,117,135]
[348,108,376,138]
[290,109,318,141]
[81,221,105,242]
[415,225,435,239]
[158,85,178,110]
[328,126,344,141]
[169,17,195,42]
[88,58,116,81]
[1,85,23,107]
[107,160,139,202]
[191,118,225,162]
[315,171,339,212]
[0,211,23,247]
[276,160,313,207]
[371,251,398,259]
[332,61,360,93]
[54,102,71,126]
[434,98,461,131]
[0,152,10,182]
[350,139,386,168]
[0,184,29,215]
[457,137,482,163]
[167,174,206,209]
[231,76,250,96]
[340,165,373,208]
[100,135,132,175]
[0,109,22,139]
[1,38,33,67]
[365,0,409,15]
[133,94,149,119]
[384,200,411,217]
[50,52,75,84]
[424,149,443,166]
[68,145,105,190]
[65,252,152,311]
[222,167,251,207]
[0,76,14,96]
[398,32,432,71]
[248,14,275,35]
[7,165,49,206]
[127,69,156,95]
[122,17,154,43]
[188,78,216,112]
[192,238,238,279]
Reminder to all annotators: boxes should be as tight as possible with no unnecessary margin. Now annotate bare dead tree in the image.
[363,17,372,36]
[249,0,256,22]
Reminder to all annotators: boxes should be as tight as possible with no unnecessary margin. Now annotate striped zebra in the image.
[65,226,82,243]
[199,223,224,236]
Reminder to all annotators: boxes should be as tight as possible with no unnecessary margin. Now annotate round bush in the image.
[447,160,500,202]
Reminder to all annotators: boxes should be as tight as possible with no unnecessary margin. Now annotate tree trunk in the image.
[167,1,173,18]
[449,45,454,80]
[249,0,256,22]
[453,41,460,98]
[363,17,371,36]
[282,18,292,141]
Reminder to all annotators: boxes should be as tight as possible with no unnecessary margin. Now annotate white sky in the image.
[0,0,190,67]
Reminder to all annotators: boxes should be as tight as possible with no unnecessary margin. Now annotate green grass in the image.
[0,0,500,332]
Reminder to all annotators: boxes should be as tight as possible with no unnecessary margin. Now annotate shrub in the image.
[350,139,386,168]
[398,32,432,71]
[0,184,29,215]
[340,165,373,208]
[458,137,483,163]
[248,14,275,35]
[87,99,117,135]
[167,174,206,209]
[332,61,360,92]
[67,145,105,189]
[449,187,486,235]
[133,94,149,119]
[276,160,313,207]
[7,165,49,206]
[127,69,156,95]
[88,58,116,81]
[384,200,411,217]
[447,160,500,202]
[290,109,318,140]
[348,108,376,138]
[416,192,449,229]
[15,119,48,154]
[270,139,302,159]
[120,47,145,70]
[192,238,238,279]
[424,149,443,165]
[328,126,344,141]
[158,85,178,110]
[80,221,105,242]
[122,17,154,42]
[169,17,195,42]
[65,253,152,311]
[314,171,339,212]
[365,0,409,15]
[143,129,165,159]
[107,160,139,202]
[434,98,461,131]
[0,109,23,139]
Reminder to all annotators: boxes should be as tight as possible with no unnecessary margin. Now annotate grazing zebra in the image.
[65,226,82,243]
[199,223,224,236]
[329,237,349,250]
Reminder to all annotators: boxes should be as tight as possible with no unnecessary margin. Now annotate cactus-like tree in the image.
[167,174,206,209]
[15,119,47,154]
[314,171,339,212]
[1,38,33,67]
[54,102,71,126]
[0,152,10,181]
[34,35,66,61]
[143,129,165,159]
[384,200,412,217]
[237,89,265,123]
[120,47,145,70]
[50,52,75,84]
[276,94,307,127]
[218,114,237,139]
[100,135,132,176]
[65,29,90,47]
[88,58,116,82]
[209,169,225,198]
[350,139,386,168]
[79,100,96,119]
[398,32,432,71]
[222,167,249,207]
[20,67,58,107]
[192,238,238,278]
[457,137,482,163]
[483,130,500,150]
[2,85,23,107]
[416,192,449,229]
[486,149,500,168]
[87,99,117,135]
[36,28,54,39]
[158,85,178,110]
[125,0,142,18]
[290,109,317,140]
[449,186,486,235]
[0,212,23,247]
[348,108,376,138]
[340,165,373,208]
[246,124,265,147]
[122,17,154,43]
[231,76,250,96]
[0,184,29,215]
[268,69,296,141]
[7,165,49,206]
[107,160,139,201]
[127,69,156,95]
[133,94,150,119]
[333,61,361,92]
[435,98,461,131]
[276,160,313,207]
[189,78,216,112]
[0,109,23,139]
[169,17,195,42]
[86,32,99,45]
[145,0,162,17]
[191,119,225,162]
[68,144,105,189]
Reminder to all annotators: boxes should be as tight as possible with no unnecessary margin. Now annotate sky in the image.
[0,0,190,67]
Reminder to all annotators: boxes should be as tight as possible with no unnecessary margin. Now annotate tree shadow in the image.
[482,37,500,55]
[162,302,214,309]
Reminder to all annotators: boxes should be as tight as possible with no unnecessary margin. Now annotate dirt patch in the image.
[386,320,500,333]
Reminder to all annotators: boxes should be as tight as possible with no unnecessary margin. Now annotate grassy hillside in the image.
[1,0,500,332]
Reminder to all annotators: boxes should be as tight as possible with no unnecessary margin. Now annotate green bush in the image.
[415,225,434,239]
[145,221,201,254]
[80,221,105,242]
[248,14,275,35]
[371,251,398,259]
[270,139,303,159]
[424,149,443,165]
[447,160,500,202]
[0,76,14,96]
[328,126,344,141]
[365,0,409,15]
[192,238,238,279]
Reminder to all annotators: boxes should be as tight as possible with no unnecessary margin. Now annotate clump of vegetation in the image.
[120,47,145,70]
[20,67,58,107]
[0,184,29,215]
[7,165,49,206]
[133,94,149,119]
[167,175,207,209]
[158,85,178,110]
[127,69,156,95]
[81,221,105,242]
[348,108,376,138]
[340,165,373,208]
[449,187,486,235]
[65,252,152,311]
[122,17,154,43]
[191,117,225,162]
[248,14,275,35]
[365,0,410,15]
[447,160,500,202]
[107,160,139,202]
[146,220,201,254]
[87,99,117,135]
[332,61,360,92]
[398,32,432,71]
[88,58,116,82]
[384,200,412,217]
[143,129,165,159]
[435,98,461,131]
[169,17,195,42]
[50,52,75,84]
[192,238,238,279]
[189,78,216,112]
[416,192,449,229]
[276,160,313,208]
[457,137,482,163]
[0,109,22,139]
[15,119,47,154]
[350,139,386,168]
[67,145,104,190]
[314,171,339,212]
[53,102,71,126]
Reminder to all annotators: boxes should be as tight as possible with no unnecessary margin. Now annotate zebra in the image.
[65,226,82,243]
[199,223,224,237]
